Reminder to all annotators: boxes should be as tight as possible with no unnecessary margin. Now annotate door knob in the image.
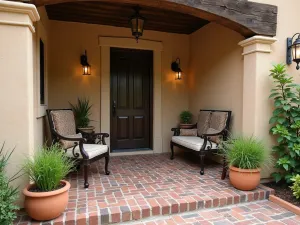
[112,100,116,116]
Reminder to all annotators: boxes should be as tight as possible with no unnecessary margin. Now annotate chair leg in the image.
[221,155,227,180]
[199,152,205,175]
[83,164,89,188]
[105,153,110,175]
[170,141,174,160]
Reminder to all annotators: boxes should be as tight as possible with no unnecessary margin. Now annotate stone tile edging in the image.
[269,194,300,215]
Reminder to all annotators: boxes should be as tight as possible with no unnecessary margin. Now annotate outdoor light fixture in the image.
[80,50,91,75]
[287,33,300,70]
[171,58,182,80]
[129,6,145,42]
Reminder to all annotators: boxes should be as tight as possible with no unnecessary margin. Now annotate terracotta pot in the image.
[179,124,194,129]
[229,166,261,191]
[23,180,70,221]
[78,126,95,133]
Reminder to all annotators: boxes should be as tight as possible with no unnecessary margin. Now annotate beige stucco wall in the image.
[47,19,189,153]
[189,23,244,133]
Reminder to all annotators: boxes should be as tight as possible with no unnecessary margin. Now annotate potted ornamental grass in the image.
[70,97,94,133]
[220,136,272,191]
[179,110,194,129]
[23,144,75,221]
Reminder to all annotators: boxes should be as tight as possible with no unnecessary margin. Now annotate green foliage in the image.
[23,144,75,192]
[290,174,300,199]
[269,64,300,183]
[0,144,19,225]
[220,136,271,170]
[69,98,92,128]
[179,110,193,124]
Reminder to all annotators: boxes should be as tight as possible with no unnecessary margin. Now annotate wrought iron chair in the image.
[170,110,231,179]
[47,109,110,188]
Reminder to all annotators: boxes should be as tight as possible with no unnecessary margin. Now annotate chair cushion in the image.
[197,111,211,136]
[60,133,82,150]
[180,129,197,136]
[210,111,228,132]
[66,144,108,159]
[206,128,223,144]
[172,136,218,151]
[51,110,76,136]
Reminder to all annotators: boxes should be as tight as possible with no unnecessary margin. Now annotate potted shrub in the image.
[179,110,194,129]
[23,144,75,221]
[221,136,272,191]
[70,97,94,133]
[0,144,19,225]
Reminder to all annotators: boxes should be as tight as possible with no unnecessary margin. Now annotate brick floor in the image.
[15,153,275,225]
[127,200,299,225]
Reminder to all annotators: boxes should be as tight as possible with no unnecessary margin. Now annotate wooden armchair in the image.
[170,110,231,179]
[46,109,110,188]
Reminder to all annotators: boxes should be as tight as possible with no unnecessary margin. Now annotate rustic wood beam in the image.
[25,0,278,37]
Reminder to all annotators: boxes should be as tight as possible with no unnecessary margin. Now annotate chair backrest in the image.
[197,109,231,139]
[47,109,77,143]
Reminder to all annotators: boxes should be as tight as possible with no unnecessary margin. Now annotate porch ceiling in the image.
[45,1,209,34]
[25,0,278,37]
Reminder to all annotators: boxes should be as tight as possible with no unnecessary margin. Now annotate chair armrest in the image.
[92,132,109,145]
[53,130,86,142]
[171,128,180,136]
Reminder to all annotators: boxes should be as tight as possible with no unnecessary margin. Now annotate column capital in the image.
[238,35,277,56]
[0,1,40,33]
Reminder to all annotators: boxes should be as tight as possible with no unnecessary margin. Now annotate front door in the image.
[110,48,153,151]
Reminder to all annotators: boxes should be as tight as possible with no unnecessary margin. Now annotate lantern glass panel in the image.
[83,65,91,75]
[292,43,300,61]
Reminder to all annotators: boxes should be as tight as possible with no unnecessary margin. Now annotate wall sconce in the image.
[287,33,300,70]
[80,50,91,75]
[171,58,182,80]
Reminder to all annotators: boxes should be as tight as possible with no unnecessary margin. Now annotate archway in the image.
[29,0,277,37]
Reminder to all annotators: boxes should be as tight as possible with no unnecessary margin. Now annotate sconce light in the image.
[287,33,300,70]
[80,50,91,75]
[129,6,145,42]
[171,58,182,80]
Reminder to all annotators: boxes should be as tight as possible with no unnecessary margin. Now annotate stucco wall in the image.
[47,20,189,153]
[188,23,244,133]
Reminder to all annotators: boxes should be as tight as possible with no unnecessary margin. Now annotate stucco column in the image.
[239,36,277,138]
[0,1,39,205]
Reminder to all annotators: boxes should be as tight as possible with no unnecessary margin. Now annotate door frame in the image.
[99,36,163,155]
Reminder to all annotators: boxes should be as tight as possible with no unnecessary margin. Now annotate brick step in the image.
[119,200,299,225]
[15,185,273,225]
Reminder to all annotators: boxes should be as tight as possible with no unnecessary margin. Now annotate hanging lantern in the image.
[129,6,145,42]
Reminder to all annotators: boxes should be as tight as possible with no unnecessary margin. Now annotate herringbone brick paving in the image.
[15,153,275,225]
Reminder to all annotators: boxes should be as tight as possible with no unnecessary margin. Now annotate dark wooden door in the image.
[110,48,153,151]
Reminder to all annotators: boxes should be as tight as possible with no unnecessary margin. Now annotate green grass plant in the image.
[23,144,75,192]
[220,136,272,170]
[69,97,92,128]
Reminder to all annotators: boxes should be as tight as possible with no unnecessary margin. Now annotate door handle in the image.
[112,100,116,116]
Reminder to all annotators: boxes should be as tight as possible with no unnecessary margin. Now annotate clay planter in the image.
[23,180,70,221]
[229,166,261,191]
[179,124,194,129]
[78,126,95,133]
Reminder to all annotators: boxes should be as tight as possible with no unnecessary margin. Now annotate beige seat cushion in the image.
[172,136,218,151]
[66,144,108,159]
[197,111,211,136]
